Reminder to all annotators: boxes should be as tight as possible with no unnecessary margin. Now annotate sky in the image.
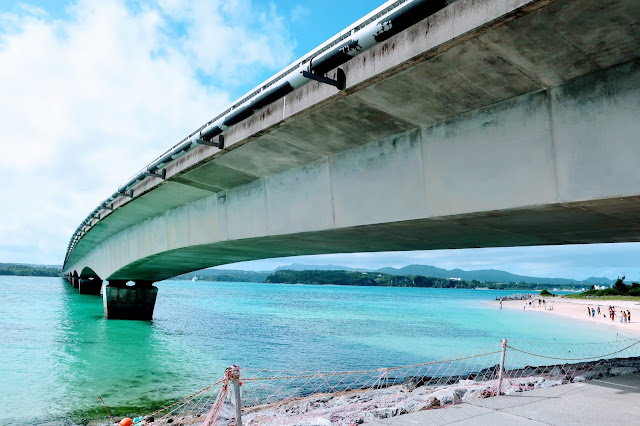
[0,0,639,281]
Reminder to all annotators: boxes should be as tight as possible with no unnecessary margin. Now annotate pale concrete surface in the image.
[63,0,640,282]
[370,374,640,425]
[67,59,640,282]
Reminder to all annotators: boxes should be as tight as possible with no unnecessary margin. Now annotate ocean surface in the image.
[0,276,624,424]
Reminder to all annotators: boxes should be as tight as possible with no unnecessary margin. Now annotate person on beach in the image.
[587,306,591,316]
[592,308,595,317]
[628,310,631,323]
[597,306,600,316]
[523,303,526,311]
[623,311,628,323]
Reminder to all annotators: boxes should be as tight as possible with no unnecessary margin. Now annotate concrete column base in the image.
[72,277,80,289]
[103,283,158,320]
[79,278,102,295]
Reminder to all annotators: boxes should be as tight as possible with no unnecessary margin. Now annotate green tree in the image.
[613,276,628,294]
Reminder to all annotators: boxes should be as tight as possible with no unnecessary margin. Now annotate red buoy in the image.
[119,418,133,426]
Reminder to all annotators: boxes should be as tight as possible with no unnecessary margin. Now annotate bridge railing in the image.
[63,0,428,267]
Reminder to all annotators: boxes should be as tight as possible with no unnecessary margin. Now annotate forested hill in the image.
[265,270,586,290]
[174,269,271,282]
[0,263,62,277]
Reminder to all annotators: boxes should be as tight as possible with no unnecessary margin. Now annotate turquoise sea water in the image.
[0,276,624,424]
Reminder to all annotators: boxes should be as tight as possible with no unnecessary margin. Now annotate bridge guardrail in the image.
[63,0,454,268]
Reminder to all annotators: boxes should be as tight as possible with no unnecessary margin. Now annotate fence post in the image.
[497,339,507,395]
[228,365,243,426]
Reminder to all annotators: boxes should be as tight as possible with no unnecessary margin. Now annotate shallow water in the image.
[0,276,622,424]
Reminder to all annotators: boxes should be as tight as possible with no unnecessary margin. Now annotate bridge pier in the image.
[72,276,80,289]
[103,280,158,320]
[79,278,102,295]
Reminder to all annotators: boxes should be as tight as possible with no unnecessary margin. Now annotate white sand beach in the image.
[499,296,640,336]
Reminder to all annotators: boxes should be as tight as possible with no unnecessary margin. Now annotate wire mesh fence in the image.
[128,335,640,425]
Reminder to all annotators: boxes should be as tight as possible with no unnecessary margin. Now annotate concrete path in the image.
[370,374,640,425]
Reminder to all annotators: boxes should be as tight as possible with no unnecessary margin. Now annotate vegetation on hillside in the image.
[568,277,640,298]
[0,263,61,277]
[266,270,586,290]
[174,270,270,282]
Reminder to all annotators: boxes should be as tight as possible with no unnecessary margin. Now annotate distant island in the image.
[175,269,271,283]
[264,270,587,291]
[174,263,613,286]
[2,261,614,291]
[0,263,61,277]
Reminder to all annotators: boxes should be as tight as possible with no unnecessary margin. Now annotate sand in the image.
[498,296,640,337]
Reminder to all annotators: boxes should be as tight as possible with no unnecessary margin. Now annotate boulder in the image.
[577,367,608,379]
[371,407,406,419]
[463,385,493,401]
[429,387,465,406]
[609,367,638,376]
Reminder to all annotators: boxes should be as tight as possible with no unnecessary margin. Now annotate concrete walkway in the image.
[370,374,640,425]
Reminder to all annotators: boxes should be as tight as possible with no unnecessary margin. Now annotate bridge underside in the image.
[64,0,640,286]
[118,197,640,281]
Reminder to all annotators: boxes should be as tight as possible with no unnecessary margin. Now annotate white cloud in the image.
[0,0,295,264]
[290,4,311,23]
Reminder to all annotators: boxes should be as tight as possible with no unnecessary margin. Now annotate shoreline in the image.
[498,296,640,337]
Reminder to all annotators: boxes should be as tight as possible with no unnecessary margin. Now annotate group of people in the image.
[588,305,632,323]
[520,298,553,311]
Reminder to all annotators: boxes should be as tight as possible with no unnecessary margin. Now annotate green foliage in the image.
[265,270,586,290]
[539,289,552,296]
[627,287,640,297]
[0,263,61,277]
[613,276,628,294]
[595,288,623,296]
[174,270,270,282]
[573,277,640,298]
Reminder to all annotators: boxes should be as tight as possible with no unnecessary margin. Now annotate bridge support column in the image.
[72,276,80,289]
[79,278,102,295]
[103,280,158,320]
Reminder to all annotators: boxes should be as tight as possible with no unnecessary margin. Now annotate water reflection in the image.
[55,280,178,417]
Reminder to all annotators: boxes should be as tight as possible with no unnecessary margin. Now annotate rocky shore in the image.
[141,356,640,426]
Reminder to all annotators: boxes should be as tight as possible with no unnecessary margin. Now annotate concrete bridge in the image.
[63,0,640,319]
